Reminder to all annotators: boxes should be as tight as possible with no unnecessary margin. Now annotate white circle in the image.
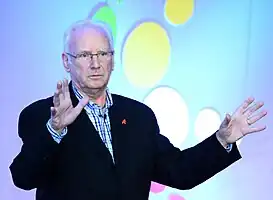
[143,87,189,148]
[236,138,243,146]
[194,108,221,142]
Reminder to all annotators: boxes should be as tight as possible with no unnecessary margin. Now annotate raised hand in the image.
[216,97,267,147]
[50,79,89,132]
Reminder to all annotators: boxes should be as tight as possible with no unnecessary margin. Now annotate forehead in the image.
[69,27,111,53]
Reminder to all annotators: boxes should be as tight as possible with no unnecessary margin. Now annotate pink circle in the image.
[150,182,166,193]
[168,193,186,200]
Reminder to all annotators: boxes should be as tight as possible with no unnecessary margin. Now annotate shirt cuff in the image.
[225,143,233,153]
[46,119,67,143]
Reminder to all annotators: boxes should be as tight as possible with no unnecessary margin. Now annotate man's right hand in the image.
[50,79,89,133]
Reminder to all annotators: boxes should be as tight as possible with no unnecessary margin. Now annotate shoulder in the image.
[19,96,53,120]
[17,96,54,140]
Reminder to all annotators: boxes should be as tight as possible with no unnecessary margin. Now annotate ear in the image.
[111,59,114,71]
[62,53,70,72]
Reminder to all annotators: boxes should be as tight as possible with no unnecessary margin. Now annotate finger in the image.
[57,80,62,90]
[73,96,89,116]
[61,79,68,97]
[61,79,66,98]
[58,81,65,101]
[236,97,255,114]
[50,107,57,117]
[245,125,267,135]
[63,79,70,98]
[247,110,267,125]
[53,90,60,107]
[53,81,64,106]
[226,113,231,121]
[244,101,264,116]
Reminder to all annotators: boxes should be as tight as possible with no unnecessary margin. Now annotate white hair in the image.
[63,19,114,53]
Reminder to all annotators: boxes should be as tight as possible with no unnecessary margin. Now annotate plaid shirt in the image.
[47,83,115,162]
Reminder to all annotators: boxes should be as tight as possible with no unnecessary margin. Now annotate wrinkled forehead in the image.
[68,25,112,53]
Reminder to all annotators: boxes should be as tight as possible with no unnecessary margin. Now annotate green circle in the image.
[92,6,117,46]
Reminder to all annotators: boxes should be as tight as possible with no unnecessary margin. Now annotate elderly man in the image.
[10,20,267,200]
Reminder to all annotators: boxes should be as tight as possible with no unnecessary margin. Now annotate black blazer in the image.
[10,82,241,200]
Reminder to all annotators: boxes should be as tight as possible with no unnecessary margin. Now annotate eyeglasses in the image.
[66,50,114,62]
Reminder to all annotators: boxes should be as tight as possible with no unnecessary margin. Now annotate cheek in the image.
[105,62,113,74]
[72,65,87,80]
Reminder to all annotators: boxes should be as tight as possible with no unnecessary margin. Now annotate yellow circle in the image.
[165,0,194,25]
[122,22,170,88]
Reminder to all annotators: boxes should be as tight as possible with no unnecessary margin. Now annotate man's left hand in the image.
[216,97,267,148]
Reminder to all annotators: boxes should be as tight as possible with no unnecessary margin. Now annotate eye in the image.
[77,52,90,59]
[76,53,83,58]
[100,52,107,56]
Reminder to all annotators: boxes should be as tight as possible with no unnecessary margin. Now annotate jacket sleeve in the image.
[151,112,241,190]
[9,104,60,190]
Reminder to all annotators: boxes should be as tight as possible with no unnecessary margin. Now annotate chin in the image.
[86,82,106,90]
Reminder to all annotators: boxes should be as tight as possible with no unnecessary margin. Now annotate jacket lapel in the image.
[68,81,114,165]
[108,95,130,167]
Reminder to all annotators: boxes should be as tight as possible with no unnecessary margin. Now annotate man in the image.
[9,20,267,200]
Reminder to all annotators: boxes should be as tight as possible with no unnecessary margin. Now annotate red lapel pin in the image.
[122,119,127,125]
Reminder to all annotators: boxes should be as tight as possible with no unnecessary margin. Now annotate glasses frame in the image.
[66,50,114,63]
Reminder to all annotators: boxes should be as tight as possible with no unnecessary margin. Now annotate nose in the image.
[90,56,101,69]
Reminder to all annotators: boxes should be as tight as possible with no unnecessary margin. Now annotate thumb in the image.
[220,113,231,128]
[74,96,89,116]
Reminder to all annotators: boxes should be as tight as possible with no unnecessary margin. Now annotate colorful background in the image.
[1,0,272,199]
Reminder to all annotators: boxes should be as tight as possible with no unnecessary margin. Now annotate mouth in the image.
[88,75,103,79]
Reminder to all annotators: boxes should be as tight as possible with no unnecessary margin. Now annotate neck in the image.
[73,82,107,107]
[85,88,106,107]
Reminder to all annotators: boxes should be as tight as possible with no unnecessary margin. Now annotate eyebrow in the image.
[78,50,112,54]
[78,50,91,54]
